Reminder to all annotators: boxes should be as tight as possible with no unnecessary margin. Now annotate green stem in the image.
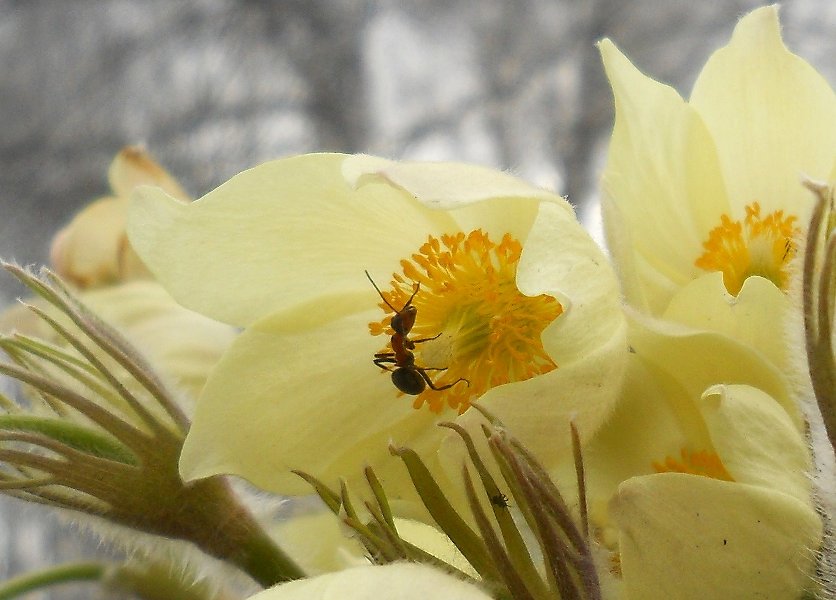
[0,562,107,600]
[231,519,307,587]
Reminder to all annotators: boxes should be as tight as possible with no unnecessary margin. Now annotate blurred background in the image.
[0,0,834,597]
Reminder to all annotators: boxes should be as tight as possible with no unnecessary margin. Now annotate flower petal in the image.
[599,38,730,314]
[662,272,790,374]
[108,146,190,202]
[518,202,625,366]
[246,563,491,600]
[690,6,836,219]
[344,154,560,252]
[178,292,438,495]
[627,309,801,428]
[699,384,810,503]
[270,511,366,575]
[128,154,454,327]
[581,354,688,530]
[611,473,821,600]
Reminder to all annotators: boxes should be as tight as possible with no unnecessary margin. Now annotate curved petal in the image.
[49,197,145,288]
[128,154,454,327]
[108,146,190,202]
[611,473,822,600]
[690,6,836,219]
[469,319,627,464]
[270,511,366,575]
[599,39,730,314]
[518,202,625,366]
[343,154,558,209]
[345,154,562,261]
[662,272,790,374]
[581,355,688,530]
[699,384,810,503]
[627,309,800,428]
[246,563,491,600]
[80,281,238,399]
[178,292,438,495]
[394,518,477,577]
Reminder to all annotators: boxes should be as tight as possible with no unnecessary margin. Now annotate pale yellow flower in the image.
[577,312,820,599]
[50,146,189,288]
[245,563,492,600]
[2,149,234,400]
[127,153,627,499]
[600,6,836,323]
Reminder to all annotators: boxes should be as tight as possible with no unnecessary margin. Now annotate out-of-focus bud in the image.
[50,146,189,288]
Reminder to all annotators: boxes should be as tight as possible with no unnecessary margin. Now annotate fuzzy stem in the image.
[0,562,107,600]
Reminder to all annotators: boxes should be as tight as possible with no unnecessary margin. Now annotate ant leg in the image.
[373,355,397,371]
[410,332,443,345]
[417,368,471,391]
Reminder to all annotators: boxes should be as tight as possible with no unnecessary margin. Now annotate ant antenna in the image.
[365,270,420,312]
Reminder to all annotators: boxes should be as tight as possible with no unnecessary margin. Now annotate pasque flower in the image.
[50,146,189,289]
[600,6,836,321]
[577,311,821,599]
[245,563,492,600]
[127,153,627,498]
[1,147,235,399]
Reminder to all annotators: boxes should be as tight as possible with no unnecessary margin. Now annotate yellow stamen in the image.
[369,229,562,414]
[695,201,798,295]
[653,448,734,481]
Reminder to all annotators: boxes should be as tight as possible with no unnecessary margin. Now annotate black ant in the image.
[365,271,470,396]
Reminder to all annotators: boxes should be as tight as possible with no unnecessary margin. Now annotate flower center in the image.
[368,229,562,414]
[653,448,734,481]
[695,202,798,296]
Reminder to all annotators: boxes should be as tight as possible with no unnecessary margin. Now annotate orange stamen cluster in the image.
[369,229,562,414]
[653,448,734,482]
[695,201,799,295]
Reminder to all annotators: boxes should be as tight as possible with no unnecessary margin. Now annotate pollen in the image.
[695,202,799,296]
[653,448,734,482]
[369,229,563,414]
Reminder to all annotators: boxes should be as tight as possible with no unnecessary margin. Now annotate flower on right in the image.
[590,6,835,598]
[600,5,836,320]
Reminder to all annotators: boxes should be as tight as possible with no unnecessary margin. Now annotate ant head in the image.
[366,271,421,335]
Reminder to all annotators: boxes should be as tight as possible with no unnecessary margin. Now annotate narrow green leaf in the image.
[389,444,499,582]
[0,414,136,465]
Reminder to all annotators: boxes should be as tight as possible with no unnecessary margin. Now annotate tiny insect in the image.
[366,271,469,395]
[490,493,510,508]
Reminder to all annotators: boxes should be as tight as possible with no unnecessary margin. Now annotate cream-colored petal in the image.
[612,473,821,600]
[627,309,800,427]
[128,154,453,327]
[699,384,810,503]
[690,6,836,220]
[581,354,688,531]
[49,197,144,288]
[79,281,237,398]
[599,194,650,312]
[518,202,625,367]
[108,146,190,201]
[271,511,366,575]
[599,39,730,314]
[463,324,627,466]
[343,154,558,209]
[663,272,790,373]
[178,292,437,495]
[344,154,561,251]
[246,563,491,600]
[394,519,477,578]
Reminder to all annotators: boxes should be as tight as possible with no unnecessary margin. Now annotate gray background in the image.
[0,1,834,597]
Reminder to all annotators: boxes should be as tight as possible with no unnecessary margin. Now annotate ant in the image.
[365,271,470,396]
